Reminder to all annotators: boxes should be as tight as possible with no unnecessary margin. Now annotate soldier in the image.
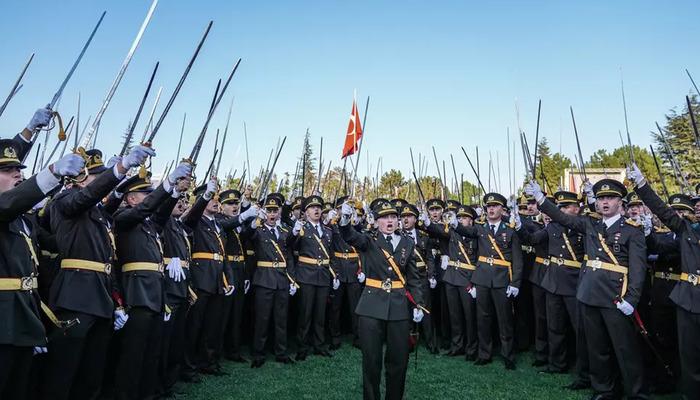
[400,203,437,354]
[0,141,83,400]
[328,196,364,350]
[249,195,298,367]
[438,192,523,370]
[514,195,539,356]
[422,202,480,358]
[338,199,425,400]
[628,164,699,400]
[527,178,648,399]
[291,195,335,360]
[424,198,451,350]
[40,145,153,400]
[111,163,191,400]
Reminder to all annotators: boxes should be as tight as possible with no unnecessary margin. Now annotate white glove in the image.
[440,255,449,270]
[224,285,235,296]
[525,180,544,203]
[429,277,437,289]
[239,205,258,221]
[33,346,48,355]
[27,107,52,131]
[121,145,156,169]
[366,212,375,226]
[168,162,192,185]
[51,153,85,177]
[293,220,304,236]
[257,208,268,220]
[641,214,653,237]
[105,155,122,169]
[340,202,354,226]
[163,311,172,322]
[325,209,338,225]
[511,209,522,231]
[332,278,340,290]
[616,299,634,316]
[447,211,458,228]
[626,163,646,187]
[166,257,186,282]
[475,206,483,217]
[244,279,251,294]
[582,180,595,199]
[114,308,129,331]
[289,284,297,296]
[419,211,431,227]
[357,271,366,283]
[468,286,477,299]
[203,178,217,201]
[413,308,424,323]
[506,285,520,298]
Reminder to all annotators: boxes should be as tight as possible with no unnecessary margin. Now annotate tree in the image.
[535,137,572,193]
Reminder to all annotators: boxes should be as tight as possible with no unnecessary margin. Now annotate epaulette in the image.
[654,226,671,233]
[299,227,305,236]
[586,211,602,220]
[507,221,515,229]
[624,218,640,228]
[279,226,289,233]
[475,219,486,225]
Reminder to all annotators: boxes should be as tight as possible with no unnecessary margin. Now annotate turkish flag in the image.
[341,98,363,158]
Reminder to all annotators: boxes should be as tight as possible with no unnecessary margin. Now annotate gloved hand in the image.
[203,178,217,201]
[506,285,520,298]
[256,208,267,222]
[467,286,477,299]
[641,213,653,237]
[475,206,483,217]
[510,208,522,231]
[616,299,634,316]
[429,277,437,289]
[27,107,52,131]
[332,278,340,290]
[419,211,431,227]
[293,220,304,236]
[447,211,458,228]
[168,162,192,185]
[166,257,186,282]
[114,308,129,331]
[626,163,646,187]
[224,285,235,296]
[239,205,258,222]
[440,255,449,270]
[105,155,122,169]
[524,180,544,203]
[33,346,48,355]
[163,311,172,322]
[122,145,155,169]
[366,211,375,227]
[413,308,424,323]
[357,271,366,283]
[582,179,595,199]
[340,202,354,226]
[325,209,338,225]
[51,153,85,177]
[289,284,297,296]
[244,279,251,294]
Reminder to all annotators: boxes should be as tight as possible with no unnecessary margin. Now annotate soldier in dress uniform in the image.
[514,194,539,355]
[111,163,191,400]
[328,196,364,350]
[421,202,479,358]
[441,192,523,370]
[337,199,425,400]
[38,145,152,400]
[528,178,649,399]
[400,203,438,354]
[0,141,83,400]
[424,198,451,350]
[628,164,700,400]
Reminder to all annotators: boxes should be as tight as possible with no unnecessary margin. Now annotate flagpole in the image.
[351,95,370,198]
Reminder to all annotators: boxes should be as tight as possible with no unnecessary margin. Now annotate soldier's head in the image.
[219,189,241,217]
[456,205,475,227]
[74,149,108,188]
[669,194,694,219]
[400,204,419,230]
[483,193,507,222]
[373,201,398,235]
[625,192,644,218]
[0,140,26,192]
[555,191,580,216]
[426,198,444,222]
[204,198,219,215]
[263,195,280,225]
[172,197,189,217]
[302,195,323,223]
[525,197,539,216]
[122,174,153,207]
[593,179,627,218]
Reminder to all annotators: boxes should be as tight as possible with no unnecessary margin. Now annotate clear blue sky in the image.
[1,0,698,195]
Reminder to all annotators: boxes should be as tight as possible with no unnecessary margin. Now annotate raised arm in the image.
[517,219,548,245]
[114,184,170,230]
[338,222,370,251]
[57,168,122,217]
[635,183,684,234]
[538,198,587,234]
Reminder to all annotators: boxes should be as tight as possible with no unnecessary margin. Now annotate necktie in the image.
[272,227,279,240]
[386,235,394,250]
[490,224,496,235]
[316,224,323,238]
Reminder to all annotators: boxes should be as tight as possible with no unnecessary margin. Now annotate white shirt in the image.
[204,214,220,233]
[382,232,400,250]
[602,213,622,230]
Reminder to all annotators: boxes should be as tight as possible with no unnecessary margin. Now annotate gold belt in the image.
[680,272,699,285]
[585,259,628,274]
[366,278,404,292]
[416,261,426,268]
[448,260,475,271]
[227,255,245,262]
[0,277,38,291]
[192,252,223,261]
[549,256,581,269]
[122,262,163,273]
[61,259,112,274]
[334,252,359,259]
[477,256,511,267]
[162,258,189,268]
[298,256,330,266]
[535,256,550,266]
[654,271,681,281]
[257,261,286,268]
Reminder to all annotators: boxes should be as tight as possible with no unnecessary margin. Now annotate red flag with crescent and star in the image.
[341,98,363,158]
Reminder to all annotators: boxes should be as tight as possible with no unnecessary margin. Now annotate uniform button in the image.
[598,248,602,251]
[561,245,565,249]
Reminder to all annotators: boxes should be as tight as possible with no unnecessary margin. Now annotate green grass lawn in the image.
[176,338,676,400]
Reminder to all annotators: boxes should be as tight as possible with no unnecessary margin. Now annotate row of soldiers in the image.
[2,108,700,400]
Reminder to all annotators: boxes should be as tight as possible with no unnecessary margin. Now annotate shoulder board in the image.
[587,212,602,220]
[624,218,640,227]
[507,221,515,229]
[475,219,486,225]
[654,226,671,233]
[299,227,305,236]
[279,226,289,233]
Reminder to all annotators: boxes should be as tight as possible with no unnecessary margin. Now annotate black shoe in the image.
[314,349,333,357]
[465,353,477,362]
[539,366,567,374]
[250,359,265,368]
[531,359,547,367]
[563,381,591,391]
[473,358,491,366]
[504,360,516,370]
[295,352,307,361]
[226,354,249,363]
[276,356,296,364]
[444,349,465,357]
[329,343,341,351]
